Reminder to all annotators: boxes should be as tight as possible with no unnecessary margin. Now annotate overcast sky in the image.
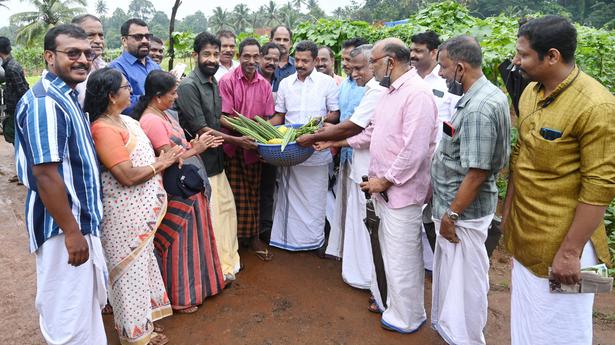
[0,0,355,28]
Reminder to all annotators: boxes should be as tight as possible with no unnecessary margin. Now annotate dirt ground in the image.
[0,139,614,345]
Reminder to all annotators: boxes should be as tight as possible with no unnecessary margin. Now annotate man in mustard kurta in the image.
[503,16,615,345]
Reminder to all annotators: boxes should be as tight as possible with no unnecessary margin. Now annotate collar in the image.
[388,68,417,92]
[235,66,265,84]
[455,75,489,109]
[44,71,78,98]
[365,78,380,90]
[425,64,440,80]
[192,67,217,86]
[121,51,153,66]
[280,56,295,69]
[533,65,580,106]
[290,69,316,84]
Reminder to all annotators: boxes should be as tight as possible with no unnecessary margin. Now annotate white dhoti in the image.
[325,161,349,258]
[431,214,493,345]
[35,234,108,345]
[370,202,426,333]
[208,171,241,277]
[511,242,598,345]
[340,177,373,289]
[270,153,329,251]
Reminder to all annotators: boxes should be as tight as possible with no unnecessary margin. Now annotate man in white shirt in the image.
[215,30,239,81]
[410,31,461,271]
[297,44,385,290]
[72,14,107,108]
[270,40,340,251]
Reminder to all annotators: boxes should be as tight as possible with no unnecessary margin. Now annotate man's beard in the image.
[199,62,219,76]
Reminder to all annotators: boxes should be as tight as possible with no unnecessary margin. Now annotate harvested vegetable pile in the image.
[223,115,322,152]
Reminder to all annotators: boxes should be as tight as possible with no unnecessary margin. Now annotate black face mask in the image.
[379,59,392,88]
[448,66,464,96]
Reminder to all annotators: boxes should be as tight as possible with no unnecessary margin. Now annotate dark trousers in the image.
[259,163,277,243]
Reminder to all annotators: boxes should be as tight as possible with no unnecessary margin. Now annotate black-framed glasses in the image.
[119,84,132,92]
[369,55,390,64]
[54,49,96,61]
[124,33,153,41]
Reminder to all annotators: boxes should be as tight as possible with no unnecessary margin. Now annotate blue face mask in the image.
[447,66,464,96]
[379,59,392,88]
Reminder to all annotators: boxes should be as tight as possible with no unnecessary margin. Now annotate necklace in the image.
[101,113,126,129]
[146,106,171,123]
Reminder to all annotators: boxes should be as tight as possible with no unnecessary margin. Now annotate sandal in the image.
[154,323,164,333]
[254,249,273,261]
[368,302,382,314]
[148,332,169,345]
[174,305,198,314]
[102,303,113,315]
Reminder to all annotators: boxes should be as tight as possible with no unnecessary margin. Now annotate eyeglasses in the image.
[119,84,132,92]
[54,49,96,61]
[124,33,153,41]
[369,55,390,64]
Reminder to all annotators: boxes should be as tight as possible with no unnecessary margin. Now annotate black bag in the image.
[162,163,205,198]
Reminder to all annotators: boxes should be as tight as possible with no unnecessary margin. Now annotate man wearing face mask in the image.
[430,36,510,345]
[346,38,437,333]
[409,31,461,272]
[296,44,385,291]
[176,32,241,282]
[109,18,160,116]
[219,38,275,262]
[72,14,107,108]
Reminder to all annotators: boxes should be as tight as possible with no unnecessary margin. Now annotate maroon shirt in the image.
[219,66,275,164]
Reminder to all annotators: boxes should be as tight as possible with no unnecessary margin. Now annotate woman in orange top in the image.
[85,67,181,345]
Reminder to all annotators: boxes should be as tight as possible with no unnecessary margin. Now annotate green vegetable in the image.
[255,116,284,139]
[281,128,296,152]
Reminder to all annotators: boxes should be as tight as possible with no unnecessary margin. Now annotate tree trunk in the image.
[168,0,182,71]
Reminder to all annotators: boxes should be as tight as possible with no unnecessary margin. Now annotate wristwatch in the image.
[446,208,460,223]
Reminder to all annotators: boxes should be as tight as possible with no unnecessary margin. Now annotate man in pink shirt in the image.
[347,38,438,334]
[219,38,275,260]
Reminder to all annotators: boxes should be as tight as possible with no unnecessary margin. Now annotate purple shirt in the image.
[347,69,438,209]
[219,66,275,164]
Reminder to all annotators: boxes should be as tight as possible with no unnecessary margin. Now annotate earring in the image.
[157,99,161,104]
[112,100,116,104]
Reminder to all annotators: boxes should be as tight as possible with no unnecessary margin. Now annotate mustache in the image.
[265,63,275,69]
[72,63,89,70]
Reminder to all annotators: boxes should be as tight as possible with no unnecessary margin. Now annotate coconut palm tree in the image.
[10,0,87,46]
[95,0,108,17]
[278,2,301,29]
[232,3,250,33]
[264,0,279,27]
[209,6,231,33]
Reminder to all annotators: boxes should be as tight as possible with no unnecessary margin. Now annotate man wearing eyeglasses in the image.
[14,24,107,345]
[351,38,437,334]
[72,14,107,108]
[109,18,161,117]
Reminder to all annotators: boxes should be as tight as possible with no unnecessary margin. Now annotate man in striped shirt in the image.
[14,24,107,345]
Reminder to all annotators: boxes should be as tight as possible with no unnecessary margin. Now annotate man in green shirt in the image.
[503,16,615,344]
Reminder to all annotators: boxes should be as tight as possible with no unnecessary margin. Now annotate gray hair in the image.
[350,44,373,61]
[438,35,482,68]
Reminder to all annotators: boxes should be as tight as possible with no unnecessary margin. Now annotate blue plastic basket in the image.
[257,124,315,166]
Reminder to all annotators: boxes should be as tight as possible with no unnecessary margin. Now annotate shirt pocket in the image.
[527,128,576,174]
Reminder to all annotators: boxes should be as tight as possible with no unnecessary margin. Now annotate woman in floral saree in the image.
[85,68,181,345]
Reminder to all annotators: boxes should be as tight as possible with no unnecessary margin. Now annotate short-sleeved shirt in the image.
[14,72,103,252]
[431,76,511,220]
[338,77,366,163]
[91,118,131,169]
[219,66,275,164]
[272,57,296,92]
[275,70,339,166]
[176,67,224,176]
[505,66,615,277]
[109,51,161,116]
